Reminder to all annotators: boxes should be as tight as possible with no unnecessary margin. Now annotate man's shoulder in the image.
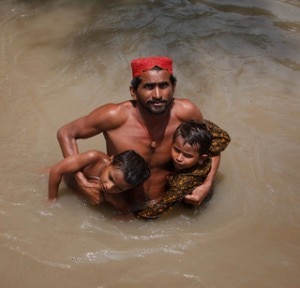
[91,100,134,116]
[88,100,134,129]
[174,98,196,107]
[95,100,133,111]
[173,98,203,121]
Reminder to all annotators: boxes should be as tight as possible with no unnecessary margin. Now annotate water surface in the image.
[0,0,299,287]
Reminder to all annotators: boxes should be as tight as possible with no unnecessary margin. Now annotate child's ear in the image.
[198,154,208,164]
[107,155,114,164]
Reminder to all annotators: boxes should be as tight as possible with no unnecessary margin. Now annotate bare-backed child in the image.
[135,120,230,219]
[48,150,150,211]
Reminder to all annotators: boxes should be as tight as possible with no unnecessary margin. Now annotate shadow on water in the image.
[5,0,299,73]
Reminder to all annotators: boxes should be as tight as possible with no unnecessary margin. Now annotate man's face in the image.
[131,69,175,114]
[99,165,132,194]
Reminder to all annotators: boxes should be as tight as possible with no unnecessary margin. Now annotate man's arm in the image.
[185,119,231,206]
[57,113,103,158]
[175,99,212,206]
[176,98,204,123]
[184,155,220,205]
[56,103,128,200]
[57,103,127,157]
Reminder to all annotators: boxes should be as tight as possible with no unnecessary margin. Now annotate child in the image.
[48,150,151,206]
[135,120,230,219]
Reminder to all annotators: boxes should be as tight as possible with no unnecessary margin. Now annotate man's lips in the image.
[148,100,167,105]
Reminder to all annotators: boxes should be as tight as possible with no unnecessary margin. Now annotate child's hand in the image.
[47,197,57,204]
[75,172,102,205]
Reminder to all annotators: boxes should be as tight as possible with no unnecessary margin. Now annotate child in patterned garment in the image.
[135,119,231,219]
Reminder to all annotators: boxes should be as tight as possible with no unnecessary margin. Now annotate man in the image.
[57,56,221,213]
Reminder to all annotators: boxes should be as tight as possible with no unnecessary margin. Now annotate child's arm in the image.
[204,119,231,156]
[135,163,211,219]
[135,175,198,219]
[134,187,189,219]
[48,150,103,200]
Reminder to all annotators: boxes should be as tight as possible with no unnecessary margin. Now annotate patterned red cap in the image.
[131,56,173,78]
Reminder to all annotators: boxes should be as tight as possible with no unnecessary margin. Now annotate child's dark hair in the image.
[173,121,213,155]
[111,150,150,187]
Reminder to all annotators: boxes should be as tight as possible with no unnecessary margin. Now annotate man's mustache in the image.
[147,100,168,104]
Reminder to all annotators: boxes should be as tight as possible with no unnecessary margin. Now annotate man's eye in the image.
[158,83,169,89]
[144,84,155,90]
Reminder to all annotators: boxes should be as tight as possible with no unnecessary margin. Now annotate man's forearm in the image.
[204,155,221,186]
[57,125,79,158]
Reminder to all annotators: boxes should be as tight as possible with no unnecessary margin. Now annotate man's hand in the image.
[185,155,220,206]
[184,182,212,206]
[75,172,104,205]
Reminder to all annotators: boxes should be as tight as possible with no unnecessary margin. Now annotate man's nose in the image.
[152,86,162,99]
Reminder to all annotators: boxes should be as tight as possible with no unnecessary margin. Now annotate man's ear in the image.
[130,86,136,99]
[172,82,176,92]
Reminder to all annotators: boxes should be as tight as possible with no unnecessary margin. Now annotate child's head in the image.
[171,121,212,170]
[101,150,150,194]
[112,150,150,186]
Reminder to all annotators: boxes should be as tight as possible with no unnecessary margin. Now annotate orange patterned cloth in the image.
[135,120,231,220]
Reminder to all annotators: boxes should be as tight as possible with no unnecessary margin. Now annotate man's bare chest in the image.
[105,125,172,165]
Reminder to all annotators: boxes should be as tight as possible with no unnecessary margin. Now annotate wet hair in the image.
[111,150,150,187]
[173,121,213,155]
[130,66,177,91]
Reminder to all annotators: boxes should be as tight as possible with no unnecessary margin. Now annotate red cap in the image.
[131,56,173,78]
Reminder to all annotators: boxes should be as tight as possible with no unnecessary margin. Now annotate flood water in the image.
[0,0,300,287]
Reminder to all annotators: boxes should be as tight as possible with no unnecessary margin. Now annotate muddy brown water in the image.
[0,1,299,287]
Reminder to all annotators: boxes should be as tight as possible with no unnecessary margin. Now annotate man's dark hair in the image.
[130,66,177,91]
[112,150,150,187]
[173,121,213,155]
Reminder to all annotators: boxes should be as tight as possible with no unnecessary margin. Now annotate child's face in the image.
[171,135,201,170]
[99,165,132,194]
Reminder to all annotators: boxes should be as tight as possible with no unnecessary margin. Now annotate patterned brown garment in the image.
[135,120,231,220]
